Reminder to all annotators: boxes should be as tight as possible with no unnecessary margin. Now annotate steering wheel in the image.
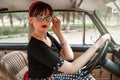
[81,40,109,77]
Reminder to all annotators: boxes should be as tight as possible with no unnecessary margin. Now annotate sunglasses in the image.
[34,15,52,22]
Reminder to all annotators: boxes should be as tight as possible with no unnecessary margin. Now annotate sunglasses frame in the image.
[34,15,52,22]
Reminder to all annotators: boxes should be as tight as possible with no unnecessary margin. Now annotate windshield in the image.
[0,11,100,44]
[96,0,120,44]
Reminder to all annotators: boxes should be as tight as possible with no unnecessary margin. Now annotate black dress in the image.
[27,33,94,80]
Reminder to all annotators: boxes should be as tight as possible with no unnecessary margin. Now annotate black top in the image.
[28,33,64,79]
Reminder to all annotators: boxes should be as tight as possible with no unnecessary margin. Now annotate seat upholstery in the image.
[0,63,15,80]
[0,51,28,78]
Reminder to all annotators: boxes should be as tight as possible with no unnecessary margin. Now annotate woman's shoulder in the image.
[28,36,44,46]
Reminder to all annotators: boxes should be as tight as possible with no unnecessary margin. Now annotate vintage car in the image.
[0,0,120,80]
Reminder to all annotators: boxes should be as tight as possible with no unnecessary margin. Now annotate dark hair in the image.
[29,1,53,17]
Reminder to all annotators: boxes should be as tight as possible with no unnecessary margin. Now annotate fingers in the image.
[102,34,111,42]
[52,16,59,26]
[95,34,111,48]
[52,16,60,22]
[51,16,61,28]
[51,16,61,33]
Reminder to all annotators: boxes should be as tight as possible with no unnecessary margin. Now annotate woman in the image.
[28,1,111,80]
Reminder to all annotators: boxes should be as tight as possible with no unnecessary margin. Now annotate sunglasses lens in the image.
[46,15,52,22]
[36,15,43,21]
[35,15,52,22]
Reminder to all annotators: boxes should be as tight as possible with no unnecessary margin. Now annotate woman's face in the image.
[29,9,52,33]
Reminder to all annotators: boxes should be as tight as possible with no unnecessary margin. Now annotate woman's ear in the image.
[29,17,33,24]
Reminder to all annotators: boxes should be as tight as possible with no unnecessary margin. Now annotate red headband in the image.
[29,1,43,15]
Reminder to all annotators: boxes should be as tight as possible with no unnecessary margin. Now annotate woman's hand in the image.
[94,34,111,49]
[51,16,61,35]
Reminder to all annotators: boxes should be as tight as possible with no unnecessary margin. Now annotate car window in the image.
[96,0,120,44]
[0,12,28,43]
[0,11,100,44]
[50,11,100,44]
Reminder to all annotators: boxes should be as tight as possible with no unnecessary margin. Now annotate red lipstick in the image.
[41,25,47,28]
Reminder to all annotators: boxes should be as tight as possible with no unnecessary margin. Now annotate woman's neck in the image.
[32,31,52,47]
[32,31,47,40]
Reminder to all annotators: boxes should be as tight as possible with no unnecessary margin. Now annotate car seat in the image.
[0,51,28,80]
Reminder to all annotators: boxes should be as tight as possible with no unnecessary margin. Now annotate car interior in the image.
[0,0,120,80]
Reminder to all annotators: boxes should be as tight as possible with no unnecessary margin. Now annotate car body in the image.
[0,0,120,80]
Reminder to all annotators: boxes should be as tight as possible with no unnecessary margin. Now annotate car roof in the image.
[0,0,115,12]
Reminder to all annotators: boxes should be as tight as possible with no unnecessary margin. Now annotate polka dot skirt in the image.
[51,59,94,80]
[51,70,94,80]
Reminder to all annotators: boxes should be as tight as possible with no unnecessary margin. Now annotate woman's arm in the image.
[56,31,74,60]
[58,34,111,74]
[52,17,74,60]
[52,17,110,74]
